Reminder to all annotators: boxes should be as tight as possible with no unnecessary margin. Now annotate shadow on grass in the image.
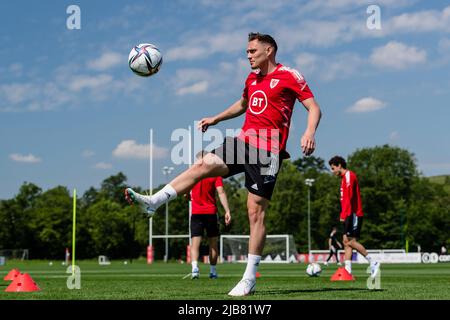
[258,287,385,295]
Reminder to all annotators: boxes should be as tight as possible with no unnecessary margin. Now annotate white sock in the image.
[243,254,261,281]
[151,184,177,208]
[210,265,216,275]
[365,254,373,264]
[192,260,198,272]
[344,260,352,274]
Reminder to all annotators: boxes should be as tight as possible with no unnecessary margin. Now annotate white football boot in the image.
[124,188,156,217]
[228,279,256,297]
[191,268,200,279]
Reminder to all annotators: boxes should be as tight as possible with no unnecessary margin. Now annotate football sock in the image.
[210,265,216,275]
[365,254,373,263]
[151,184,177,209]
[192,260,198,272]
[344,260,352,274]
[243,254,261,281]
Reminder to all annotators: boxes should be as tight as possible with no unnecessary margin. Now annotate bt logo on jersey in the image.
[249,90,268,115]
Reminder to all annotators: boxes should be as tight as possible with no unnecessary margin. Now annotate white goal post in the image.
[220,234,298,263]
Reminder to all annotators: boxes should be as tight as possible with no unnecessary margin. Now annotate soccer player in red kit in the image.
[329,156,380,279]
[189,176,231,279]
[125,32,322,296]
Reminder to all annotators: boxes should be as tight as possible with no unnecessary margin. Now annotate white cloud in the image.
[390,131,400,141]
[165,30,246,62]
[173,69,210,87]
[82,150,95,158]
[294,53,318,76]
[112,140,168,160]
[68,74,113,92]
[347,97,387,113]
[301,0,415,13]
[87,52,122,71]
[94,162,113,169]
[0,83,38,104]
[176,81,209,96]
[0,63,145,112]
[294,52,364,81]
[386,6,450,33]
[171,69,210,96]
[9,153,41,163]
[370,41,426,69]
[166,46,208,61]
[321,53,365,81]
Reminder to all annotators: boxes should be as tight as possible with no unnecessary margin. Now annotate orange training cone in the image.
[256,271,261,278]
[3,269,20,281]
[5,273,41,292]
[330,267,355,281]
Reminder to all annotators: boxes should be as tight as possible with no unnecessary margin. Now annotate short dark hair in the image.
[328,156,347,169]
[248,32,278,54]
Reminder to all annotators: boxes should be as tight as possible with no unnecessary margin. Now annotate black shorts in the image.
[211,137,284,200]
[190,214,219,238]
[343,213,363,238]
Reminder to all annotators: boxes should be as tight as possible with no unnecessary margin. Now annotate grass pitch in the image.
[1,259,449,300]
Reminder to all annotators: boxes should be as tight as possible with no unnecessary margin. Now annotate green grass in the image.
[1,260,449,300]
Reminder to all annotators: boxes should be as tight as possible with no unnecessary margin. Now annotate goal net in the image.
[220,234,298,263]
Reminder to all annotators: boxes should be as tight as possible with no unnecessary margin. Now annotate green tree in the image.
[348,145,420,249]
[26,186,72,258]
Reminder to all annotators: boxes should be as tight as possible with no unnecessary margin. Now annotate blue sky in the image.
[1,0,450,199]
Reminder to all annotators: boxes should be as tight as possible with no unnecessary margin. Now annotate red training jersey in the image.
[190,177,223,214]
[239,63,314,154]
[340,170,364,220]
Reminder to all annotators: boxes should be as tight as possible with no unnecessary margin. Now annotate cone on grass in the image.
[330,267,355,281]
[3,268,20,281]
[256,271,261,278]
[5,273,41,292]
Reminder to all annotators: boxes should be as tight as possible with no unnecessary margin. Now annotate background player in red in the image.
[188,176,231,279]
[126,32,322,296]
[329,156,380,278]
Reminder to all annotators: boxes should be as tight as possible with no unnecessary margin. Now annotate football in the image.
[128,43,163,77]
[306,263,322,277]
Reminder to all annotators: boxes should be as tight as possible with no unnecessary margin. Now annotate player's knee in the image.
[190,162,212,179]
[193,154,225,178]
[343,238,350,246]
[247,207,264,225]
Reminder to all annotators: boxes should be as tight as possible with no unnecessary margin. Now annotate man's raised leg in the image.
[125,153,229,215]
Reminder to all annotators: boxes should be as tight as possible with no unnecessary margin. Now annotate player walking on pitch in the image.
[324,226,342,266]
[188,176,231,279]
[125,32,322,296]
[328,156,380,278]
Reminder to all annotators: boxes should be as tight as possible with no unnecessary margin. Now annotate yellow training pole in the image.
[72,189,77,275]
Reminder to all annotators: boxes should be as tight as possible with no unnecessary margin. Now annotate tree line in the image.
[1,145,449,260]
